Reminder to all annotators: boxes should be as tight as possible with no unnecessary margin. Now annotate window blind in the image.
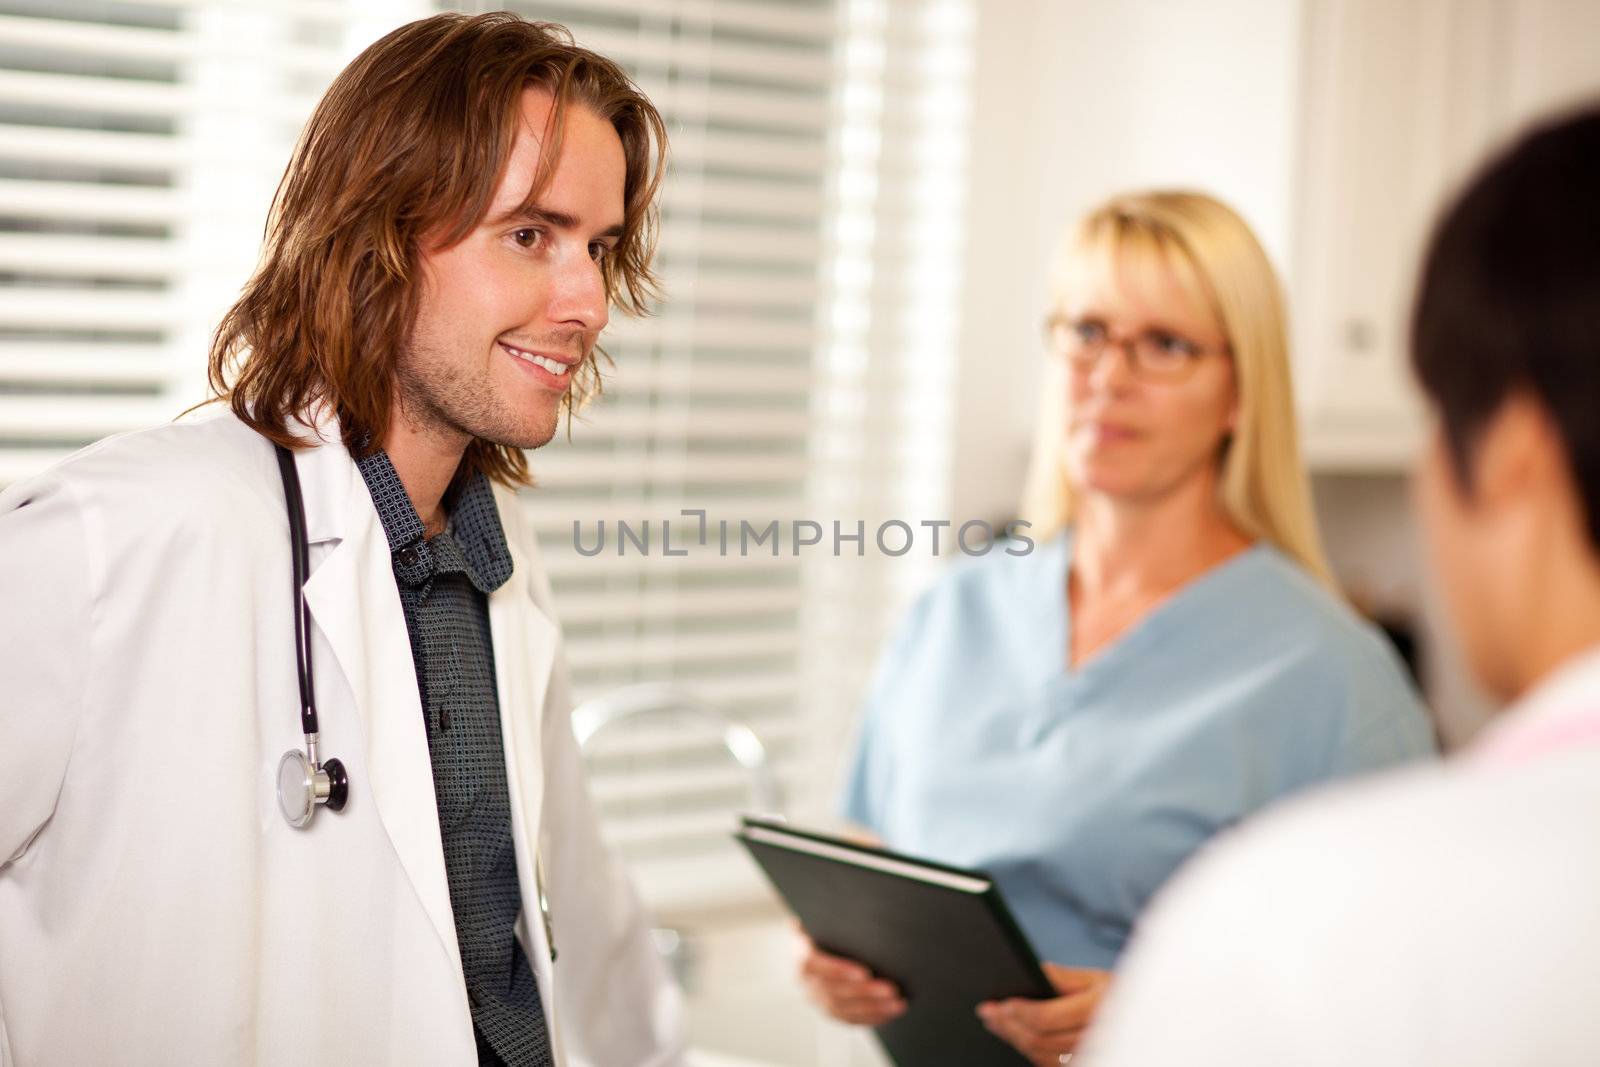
[0,0,194,483]
[0,0,428,483]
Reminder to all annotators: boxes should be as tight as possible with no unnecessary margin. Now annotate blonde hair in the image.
[1018,190,1335,588]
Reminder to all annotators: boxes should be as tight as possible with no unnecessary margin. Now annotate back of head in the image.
[1412,106,1600,550]
[207,13,668,486]
[1021,190,1334,587]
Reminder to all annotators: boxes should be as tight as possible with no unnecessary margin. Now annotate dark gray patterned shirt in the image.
[355,449,552,1067]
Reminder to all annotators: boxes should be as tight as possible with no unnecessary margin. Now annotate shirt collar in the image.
[353,447,514,595]
[1470,642,1600,762]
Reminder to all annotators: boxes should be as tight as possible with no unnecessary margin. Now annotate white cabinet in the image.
[1291,0,1600,470]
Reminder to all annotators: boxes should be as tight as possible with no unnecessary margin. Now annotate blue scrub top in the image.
[841,532,1436,970]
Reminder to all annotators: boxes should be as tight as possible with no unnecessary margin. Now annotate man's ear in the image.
[1468,391,1564,513]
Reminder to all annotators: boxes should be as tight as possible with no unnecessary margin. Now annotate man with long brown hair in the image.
[0,14,683,1065]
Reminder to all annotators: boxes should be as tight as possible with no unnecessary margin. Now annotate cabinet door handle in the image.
[1343,318,1376,353]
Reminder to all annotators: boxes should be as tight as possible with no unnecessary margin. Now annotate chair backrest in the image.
[571,681,785,815]
[571,682,788,991]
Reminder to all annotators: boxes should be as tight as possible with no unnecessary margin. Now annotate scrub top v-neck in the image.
[841,532,1435,970]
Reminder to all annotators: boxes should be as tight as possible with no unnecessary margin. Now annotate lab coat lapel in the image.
[292,430,465,980]
[488,486,557,850]
[487,488,560,1028]
[490,563,554,844]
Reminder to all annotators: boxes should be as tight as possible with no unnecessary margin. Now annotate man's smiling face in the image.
[396,86,627,453]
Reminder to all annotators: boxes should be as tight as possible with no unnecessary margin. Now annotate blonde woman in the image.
[799,192,1435,1065]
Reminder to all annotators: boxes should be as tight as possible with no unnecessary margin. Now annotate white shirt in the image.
[1083,646,1600,1067]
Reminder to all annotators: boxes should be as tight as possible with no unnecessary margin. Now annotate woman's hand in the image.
[794,927,907,1027]
[977,964,1111,1066]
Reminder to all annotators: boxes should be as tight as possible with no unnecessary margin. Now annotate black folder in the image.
[734,816,1053,1066]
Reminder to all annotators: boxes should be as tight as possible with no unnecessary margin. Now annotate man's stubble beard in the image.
[393,334,568,453]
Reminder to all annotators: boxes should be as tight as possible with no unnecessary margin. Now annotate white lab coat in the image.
[0,410,685,1066]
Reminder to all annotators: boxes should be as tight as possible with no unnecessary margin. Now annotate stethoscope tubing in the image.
[274,443,319,738]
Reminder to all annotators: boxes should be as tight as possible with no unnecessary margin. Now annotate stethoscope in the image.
[273,443,350,829]
[268,444,558,961]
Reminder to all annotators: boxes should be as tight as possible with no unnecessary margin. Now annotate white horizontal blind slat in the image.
[556,583,804,625]
[547,406,810,439]
[660,221,822,265]
[524,495,803,528]
[0,124,179,169]
[533,451,810,485]
[0,290,180,330]
[527,0,835,41]
[542,543,809,576]
[0,180,181,223]
[590,357,813,397]
[0,234,177,277]
[558,25,830,87]
[0,68,191,115]
[0,395,179,438]
[0,342,174,384]
[0,12,192,60]
[584,731,801,794]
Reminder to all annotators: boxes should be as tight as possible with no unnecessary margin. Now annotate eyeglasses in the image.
[1042,313,1226,382]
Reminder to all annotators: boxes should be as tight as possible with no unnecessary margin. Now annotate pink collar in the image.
[1472,707,1600,767]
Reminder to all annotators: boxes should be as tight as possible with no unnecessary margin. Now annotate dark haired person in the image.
[0,14,682,1066]
[1082,108,1600,1066]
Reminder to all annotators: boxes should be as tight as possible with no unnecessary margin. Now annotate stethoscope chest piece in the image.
[277,747,349,829]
